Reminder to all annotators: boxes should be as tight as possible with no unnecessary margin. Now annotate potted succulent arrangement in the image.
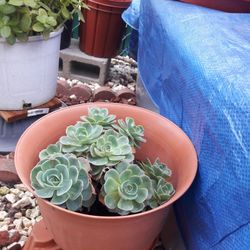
[15,103,197,250]
[0,0,88,110]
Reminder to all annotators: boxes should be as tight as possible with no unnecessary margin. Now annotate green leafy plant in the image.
[30,107,175,215]
[81,107,116,127]
[59,122,103,155]
[102,162,153,215]
[147,179,175,209]
[89,129,134,180]
[0,0,88,44]
[112,117,146,147]
[140,158,172,181]
[30,154,95,211]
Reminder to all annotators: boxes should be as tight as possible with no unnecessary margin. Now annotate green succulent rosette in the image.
[140,158,172,181]
[112,117,146,147]
[102,162,153,215]
[30,154,95,211]
[80,107,116,127]
[59,122,103,155]
[147,178,175,208]
[88,129,134,180]
[39,143,62,160]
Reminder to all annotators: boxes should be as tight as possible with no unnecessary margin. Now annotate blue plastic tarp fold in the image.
[124,1,250,249]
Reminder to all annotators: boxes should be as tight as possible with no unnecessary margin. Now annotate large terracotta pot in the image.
[15,103,197,250]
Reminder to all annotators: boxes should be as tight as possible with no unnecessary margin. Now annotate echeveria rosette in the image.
[140,158,172,181]
[147,178,175,209]
[88,129,134,180]
[80,107,116,127]
[112,117,146,148]
[30,154,95,211]
[102,162,153,215]
[39,143,62,160]
[59,122,103,155]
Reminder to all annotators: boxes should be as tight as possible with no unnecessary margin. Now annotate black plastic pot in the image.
[60,19,73,50]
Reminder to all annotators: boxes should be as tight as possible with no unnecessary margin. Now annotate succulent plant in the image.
[59,122,103,155]
[89,129,134,180]
[102,162,153,215]
[80,107,116,127]
[140,158,172,181]
[30,154,95,211]
[147,178,175,209]
[112,117,146,147]
[39,143,62,160]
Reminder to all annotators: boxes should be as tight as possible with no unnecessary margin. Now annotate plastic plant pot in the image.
[15,103,197,250]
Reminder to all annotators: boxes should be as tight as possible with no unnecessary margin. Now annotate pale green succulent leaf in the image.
[36,188,54,198]
[104,177,119,194]
[66,195,82,211]
[117,199,133,211]
[104,192,119,209]
[51,192,69,205]
[56,179,72,196]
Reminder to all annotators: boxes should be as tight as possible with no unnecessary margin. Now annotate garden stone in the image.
[12,197,31,209]
[5,194,16,204]
[0,186,10,196]
[0,211,8,220]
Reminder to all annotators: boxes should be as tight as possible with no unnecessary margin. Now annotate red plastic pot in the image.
[181,0,250,12]
[79,0,131,58]
[15,103,197,250]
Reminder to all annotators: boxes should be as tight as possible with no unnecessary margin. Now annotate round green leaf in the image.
[0,25,11,38]
[32,22,44,32]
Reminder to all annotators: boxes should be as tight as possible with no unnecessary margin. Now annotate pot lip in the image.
[0,26,64,43]
[15,102,198,221]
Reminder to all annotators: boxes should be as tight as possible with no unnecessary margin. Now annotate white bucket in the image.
[0,28,63,110]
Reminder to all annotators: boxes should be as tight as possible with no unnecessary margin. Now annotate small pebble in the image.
[5,194,16,204]
[0,211,8,221]
[12,197,31,209]
[0,187,10,196]
[14,213,22,219]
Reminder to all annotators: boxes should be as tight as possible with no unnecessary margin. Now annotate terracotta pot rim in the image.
[15,103,198,220]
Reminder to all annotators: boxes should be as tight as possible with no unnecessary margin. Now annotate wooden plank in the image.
[0,98,62,123]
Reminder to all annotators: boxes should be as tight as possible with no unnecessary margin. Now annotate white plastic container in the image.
[0,28,63,110]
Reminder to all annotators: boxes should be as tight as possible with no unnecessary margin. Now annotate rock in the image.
[13,219,22,231]
[8,230,21,244]
[26,207,40,219]
[24,191,34,198]
[35,215,43,222]
[56,81,70,98]
[9,189,20,196]
[14,213,22,219]
[0,230,9,247]
[0,187,10,196]
[116,88,136,100]
[69,85,92,102]
[0,224,8,231]
[12,197,31,209]
[14,184,27,192]
[22,217,32,229]
[4,218,11,225]
[0,158,20,183]
[93,87,116,102]
[0,211,8,221]
[5,194,16,204]
[7,242,21,250]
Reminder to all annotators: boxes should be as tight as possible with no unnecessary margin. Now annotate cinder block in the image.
[59,39,111,85]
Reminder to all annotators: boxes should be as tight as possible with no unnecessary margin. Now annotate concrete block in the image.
[59,39,111,85]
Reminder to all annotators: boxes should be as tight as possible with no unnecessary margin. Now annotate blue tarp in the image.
[123,1,250,249]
